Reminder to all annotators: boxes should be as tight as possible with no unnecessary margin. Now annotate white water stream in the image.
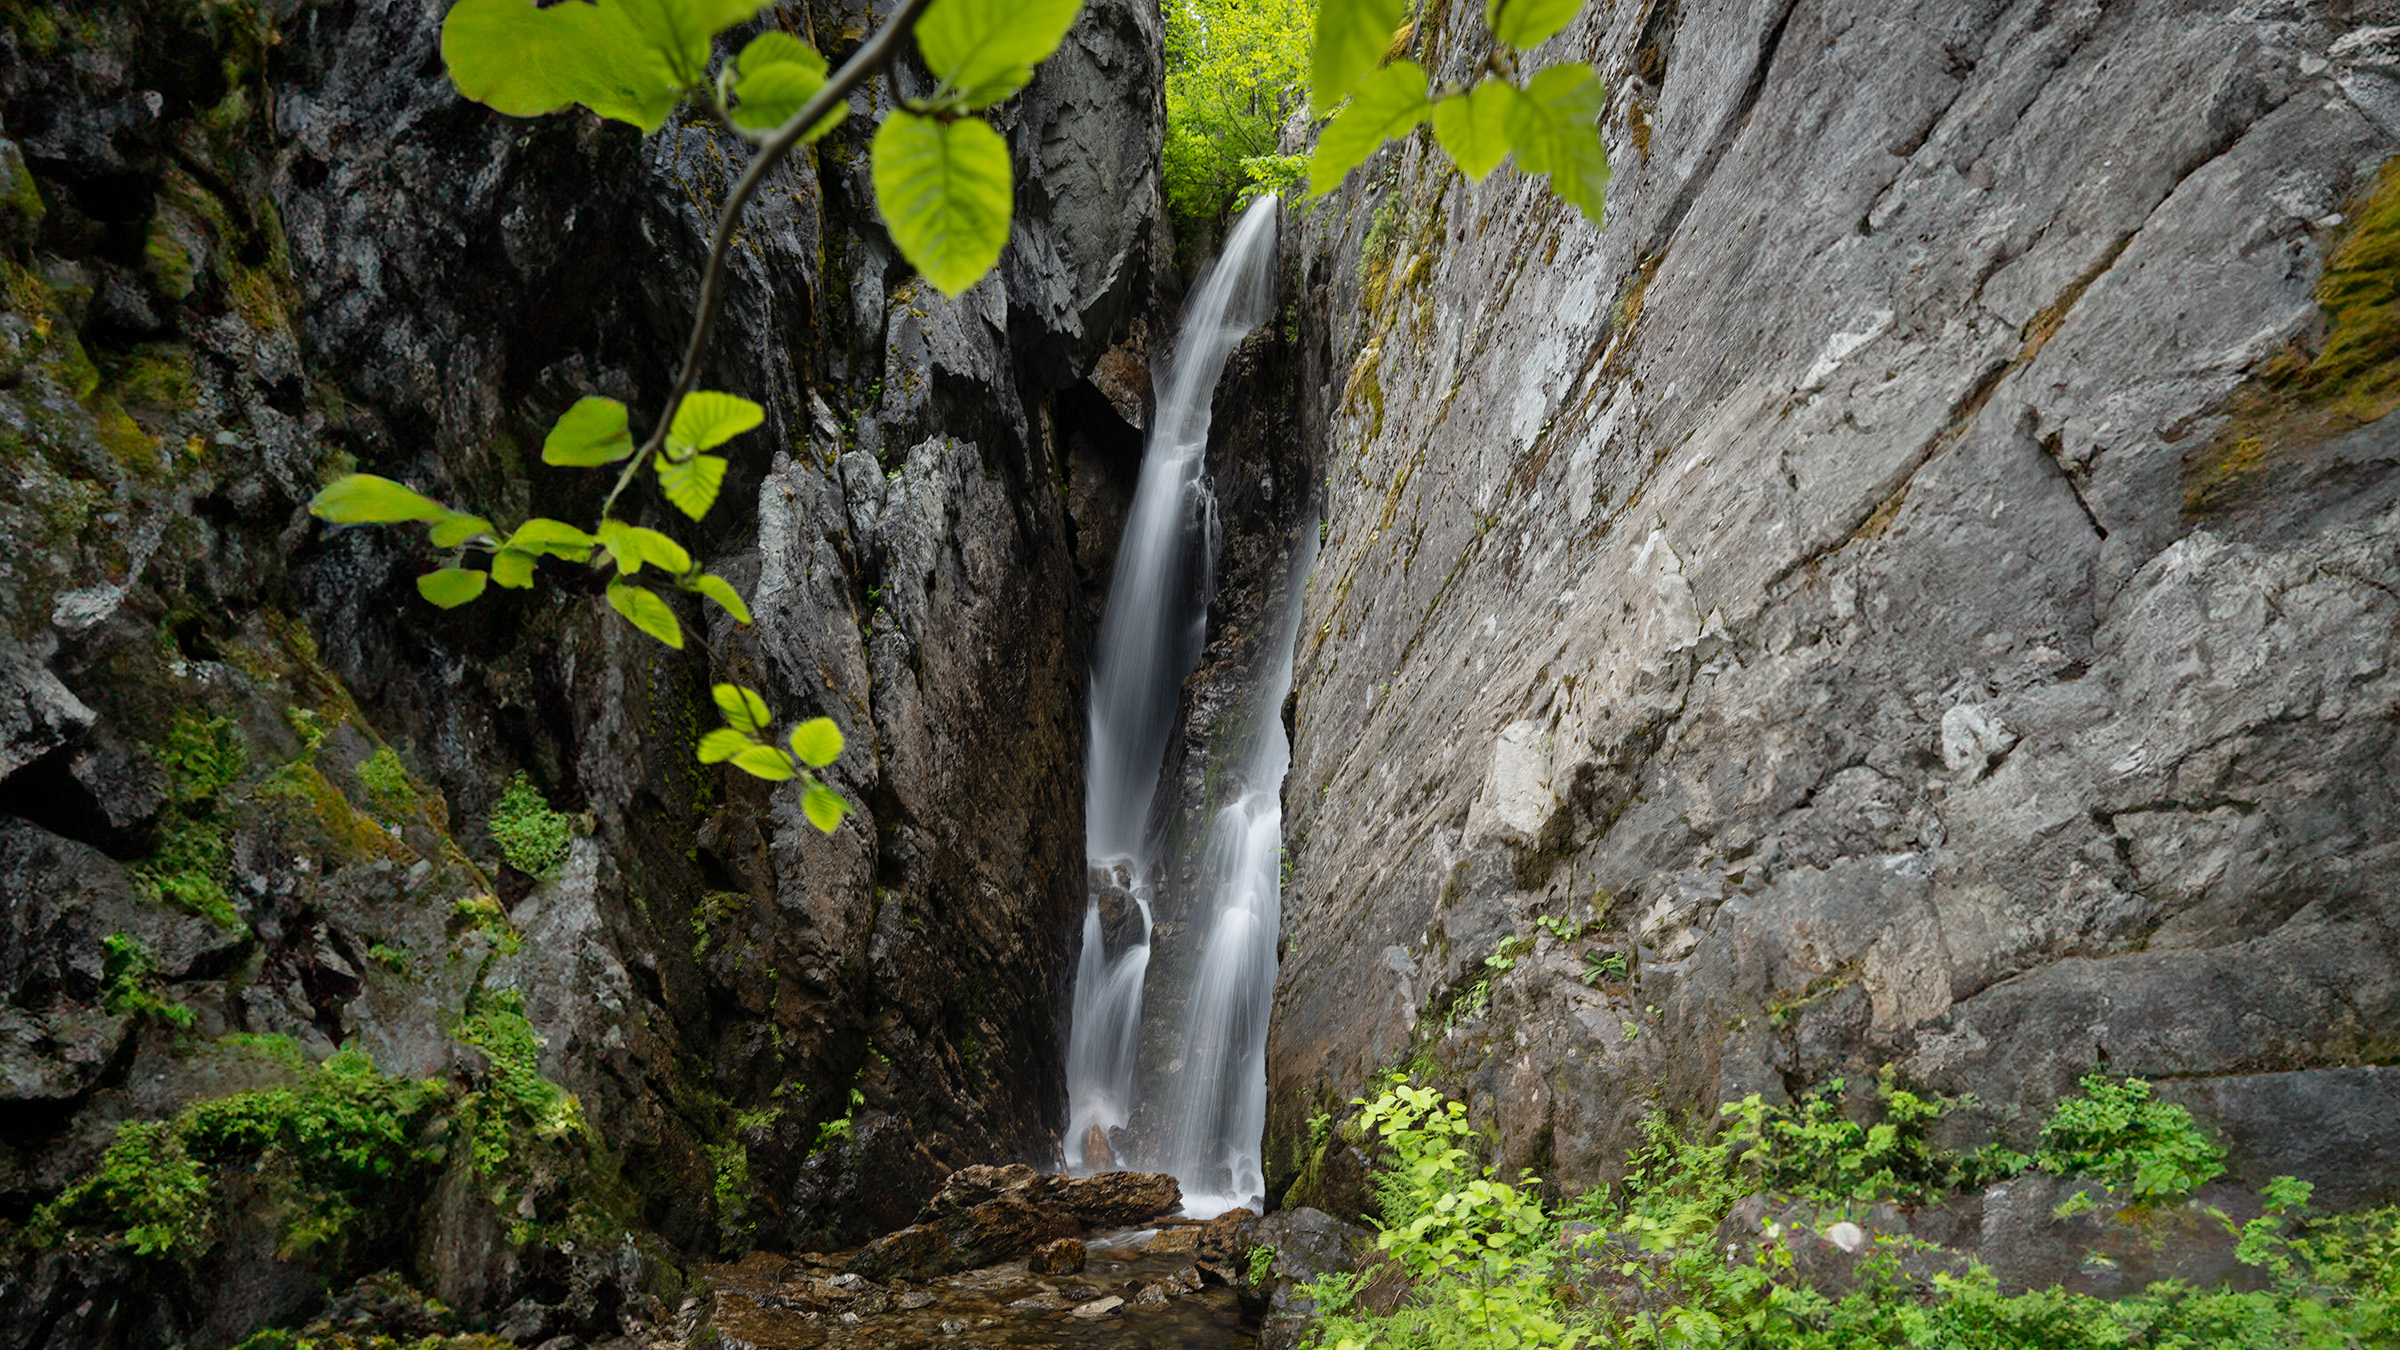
[1062,196,1293,1214]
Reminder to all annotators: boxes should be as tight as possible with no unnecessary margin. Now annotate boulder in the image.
[1029,1238,1087,1275]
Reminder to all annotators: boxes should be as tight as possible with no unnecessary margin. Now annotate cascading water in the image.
[1158,524,1317,1215]
[1063,195,1282,1183]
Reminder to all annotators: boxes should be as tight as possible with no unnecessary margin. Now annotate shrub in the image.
[2036,1073,2226,1203]
[101,932,196,1030]
[1163,0,1312,261]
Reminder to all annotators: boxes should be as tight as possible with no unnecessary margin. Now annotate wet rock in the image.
[1069,1294,1124,1319]
[1028,1238,1087,1275]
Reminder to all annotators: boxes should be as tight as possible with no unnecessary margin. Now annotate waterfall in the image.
[1159,522,1317,1216]
[1064,195,1281,1180]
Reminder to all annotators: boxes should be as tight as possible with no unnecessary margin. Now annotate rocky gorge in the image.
[1,0,2397,1346]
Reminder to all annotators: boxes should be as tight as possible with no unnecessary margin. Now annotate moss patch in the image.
[2187,155,2400,513]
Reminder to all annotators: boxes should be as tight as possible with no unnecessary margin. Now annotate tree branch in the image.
[600,0,942,520]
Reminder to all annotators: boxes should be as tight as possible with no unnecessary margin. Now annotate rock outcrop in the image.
[847,1163,1181,1278]
[1270,0,2400,1217]
[0,0,1168,1341]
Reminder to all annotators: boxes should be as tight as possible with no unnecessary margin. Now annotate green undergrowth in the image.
[100,932,197,1030]
[1298,1074,2400,1349]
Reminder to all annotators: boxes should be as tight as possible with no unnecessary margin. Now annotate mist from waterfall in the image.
[1063,195,1280,1179]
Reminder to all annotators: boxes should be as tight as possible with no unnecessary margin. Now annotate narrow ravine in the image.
[1064,195,1295,1215]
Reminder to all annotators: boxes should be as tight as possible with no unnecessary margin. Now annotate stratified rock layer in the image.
[1271,0,2400,1214]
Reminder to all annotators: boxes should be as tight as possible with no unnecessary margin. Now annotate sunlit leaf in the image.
[1312,0,1408,108]
[1487,0,1579,50]
[713,683,773,735]
[440,0,681,132]
[656,452,729,520]
[731,744,795,780]
[310,474,449,524]
[1504,62,1609,225]
[914,0,1083,108]
[508,517,597,561]
[730,31,844,136]
[615,0,765,86]
[597,520,691,575]
[667,391,765,456]
[872,110,1013,297]
[429,510,495,548]
[1431,79,1518,180]
[689,573,753,625]
[802,783,851,832]
[698,728,754,763]
[418,569,489,608]
[606,579,684,648]
[1309,61,1430,196]
[490,548,537,589]
[788,717,843,768]
[543,396,636,466]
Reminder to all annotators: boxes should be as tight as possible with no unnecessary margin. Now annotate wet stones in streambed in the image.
[697,1227,1256,1349]
[849,1165,1185,1280]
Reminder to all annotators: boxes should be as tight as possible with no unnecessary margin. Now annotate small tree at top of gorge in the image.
[308,0,1611,819]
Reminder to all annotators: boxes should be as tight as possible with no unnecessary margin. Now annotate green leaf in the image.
[1487,0,1580,50]
[597,521,691,575]
[1504,62,1609,225]
[871,110,1014,297]
[417,569,489,608]
[490,549,537,589]
[606,579,684,648]
[1432,79,1519,180]
[1312,0,1409,108]
[310,474,449,524]
[730,31,844,137]
[440,0,681,132]
[697,728,754,763]
[788,717,843,768]
[713,684,773,735]
[542,396,635,466]
[731,744,796,781]
[1309,61,1430,197]
[802,783,851,833]
[507,517,597,561]
[689,573,754,625]
[615,0,764,86]
[656,452,729,520]
[667,392,765,455]
[914,0,1083,108]
[429,511,495,548]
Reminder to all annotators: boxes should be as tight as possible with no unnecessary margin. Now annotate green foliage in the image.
[1720,1070,2026,1207]
[540,395,635,465]
[101,933,195,1030]
[355,746,415,817]
[1307,0,1611,224]
[1247,1243,1278,1285]
[2036,1073,2227,1204]
[440,0,762,132]
[453,1000,586,1182]
[487,772,572,878]
[138,712,246,928]
[34,1046,449,1262]
[1303,1084,2400,1350]
[697,685,851,834]
[872,113,1014,297]
[1162,0,1313,255]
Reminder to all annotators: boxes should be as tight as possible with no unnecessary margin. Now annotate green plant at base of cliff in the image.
[100,932,196,1030]
[486,772,571,878]
[1720,1069,2027,1208]
[2035,1073,2226,1205]
[355,745,417,818]
[1300,1083,2399,1350]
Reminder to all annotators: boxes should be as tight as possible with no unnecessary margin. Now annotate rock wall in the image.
[1270,0,2400,1215]
[0,0,1166,1341]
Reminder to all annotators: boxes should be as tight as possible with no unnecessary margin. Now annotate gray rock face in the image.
[1269,0,2400,1216]
[0,0,1165,1341]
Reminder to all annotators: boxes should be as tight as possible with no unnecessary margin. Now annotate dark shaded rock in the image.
[1029,1237,1088,1275]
